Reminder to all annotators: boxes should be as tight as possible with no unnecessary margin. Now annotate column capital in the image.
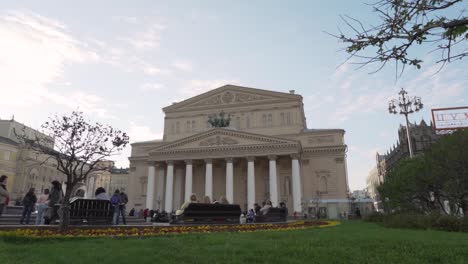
[290,154,300,160]
[166,160,174,165]
[268,155,278,161]
[204,158,213,164]
[155,162,165,169]
[246,156,255,162]
[225,157,234,162]
[147,161,157,166]
[185,159,193,165]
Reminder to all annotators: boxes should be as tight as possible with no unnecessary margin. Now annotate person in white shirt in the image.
[36,189,49,225]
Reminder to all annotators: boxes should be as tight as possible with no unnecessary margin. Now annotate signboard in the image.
[431,106,468,131]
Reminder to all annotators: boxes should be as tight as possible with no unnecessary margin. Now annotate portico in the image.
[144,128,302,213]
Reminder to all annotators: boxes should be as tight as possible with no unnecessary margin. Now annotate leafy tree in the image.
[379,129,467,218]
[16,111,129,231]
[428,129,468,216]
[335,0,467,74]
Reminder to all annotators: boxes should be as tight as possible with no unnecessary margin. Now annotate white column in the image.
[291,155,302,213]
[146,162,156,210]
[155,165,165,210]
[247,157,255,210]
[268,155,279,207]
[164,161,174,212]
[86,175,95,199]
[185,160,193,202]
[205,159,213,200]
[225,158,234,204]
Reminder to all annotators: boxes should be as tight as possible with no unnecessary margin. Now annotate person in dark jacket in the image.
[20,188,37,224]
[0,175,9,216]
[45,180,63,225]
[111,190,121,225]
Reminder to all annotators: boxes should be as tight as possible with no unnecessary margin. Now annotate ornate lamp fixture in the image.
[388,88,423,158]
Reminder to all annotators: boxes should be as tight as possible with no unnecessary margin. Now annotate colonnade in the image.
[146,155,302,213]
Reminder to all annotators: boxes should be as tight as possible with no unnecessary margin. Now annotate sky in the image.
[0,0,466,191]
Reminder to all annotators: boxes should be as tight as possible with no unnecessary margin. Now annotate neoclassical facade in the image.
[128,85,349,218]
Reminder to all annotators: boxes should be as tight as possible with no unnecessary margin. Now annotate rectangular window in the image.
[4,151,10,161]
[267,114,273,127]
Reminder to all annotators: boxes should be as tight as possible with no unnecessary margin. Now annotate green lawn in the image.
[1,221,467,264]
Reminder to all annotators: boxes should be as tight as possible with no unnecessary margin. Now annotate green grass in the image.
[1,221,467,264]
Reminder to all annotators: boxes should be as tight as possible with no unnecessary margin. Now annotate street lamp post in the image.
[388,88,423,158]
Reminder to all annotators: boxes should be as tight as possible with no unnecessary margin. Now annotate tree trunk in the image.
[58,190,72,232]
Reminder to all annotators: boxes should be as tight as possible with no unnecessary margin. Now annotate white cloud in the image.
[179,79,238,99]
[142,64,171,75]
[140,83,164,91]
[172,59,193,72]
[128,123,163,143]
[0,11,96,104]
[126,24,165,50]
[0,11,116,119]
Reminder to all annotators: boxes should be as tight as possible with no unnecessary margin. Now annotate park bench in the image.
[255,207,287,223]
[171,203,241,225]
[68,199,113,225]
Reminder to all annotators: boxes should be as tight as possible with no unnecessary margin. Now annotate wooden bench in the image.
[255,207,287,223]
[171,203,241,224]
[68,199,113,225]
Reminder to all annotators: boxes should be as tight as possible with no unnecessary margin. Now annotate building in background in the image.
[86,160,129,197]
[376,119,440,182]
[0,118,66,203]
[128,84,350,218]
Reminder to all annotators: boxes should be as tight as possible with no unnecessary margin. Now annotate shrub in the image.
[428,213,462,232]
[382,213,430,230]
[364,212,385,223]
[381,212,465,232]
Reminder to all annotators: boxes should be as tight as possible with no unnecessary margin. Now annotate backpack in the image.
[111,194,120,205]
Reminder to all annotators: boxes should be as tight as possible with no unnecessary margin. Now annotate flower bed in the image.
[0,221,339,239]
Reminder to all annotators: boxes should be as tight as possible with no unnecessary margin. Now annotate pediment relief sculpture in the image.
[199,136,239,146]
[190,91,273,107]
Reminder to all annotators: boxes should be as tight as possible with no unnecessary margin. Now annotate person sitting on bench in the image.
[176,194,198,216]
[259,200,272,215]
[219,196,229,204]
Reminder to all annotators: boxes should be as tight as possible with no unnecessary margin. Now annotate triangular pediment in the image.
[163,84,301,112]
[149,128,300,153]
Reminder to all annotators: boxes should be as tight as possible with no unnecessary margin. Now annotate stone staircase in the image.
[0,206,148,226]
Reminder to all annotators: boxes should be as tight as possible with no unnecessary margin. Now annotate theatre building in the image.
[128,85,349,218]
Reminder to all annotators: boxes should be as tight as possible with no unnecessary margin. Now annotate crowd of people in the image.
[139,193,289,224]
[0,174,132,226]
[0,175,294,226]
